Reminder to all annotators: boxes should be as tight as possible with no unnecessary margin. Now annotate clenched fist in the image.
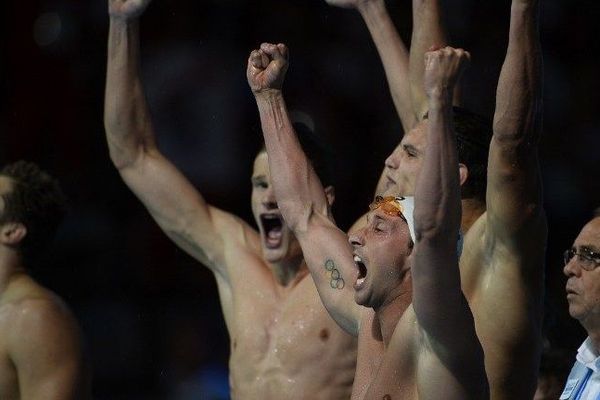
[424,46,470,99]
[247,43,289,95]
[109,0,152,20]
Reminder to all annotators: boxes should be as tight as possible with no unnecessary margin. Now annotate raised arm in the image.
[411,47,488,398]
[248,43,362,335]
[488,0,544,240]
[326,0,416,132]
[409,0,449,120]
[104,0,240,277]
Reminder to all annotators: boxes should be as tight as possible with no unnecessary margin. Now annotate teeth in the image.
[354,255,362,263]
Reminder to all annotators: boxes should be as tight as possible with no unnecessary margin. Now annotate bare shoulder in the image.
[215,209,261,252]
[0,277,82,349]
[205,207,263,273]
[0,276,90,399]
[461,210,546,292]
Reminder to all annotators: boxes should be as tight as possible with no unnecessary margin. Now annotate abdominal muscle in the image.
[226,275,357,400]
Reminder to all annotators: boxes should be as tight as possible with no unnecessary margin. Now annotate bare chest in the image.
[352,311,416,400]
[228,278,357,399]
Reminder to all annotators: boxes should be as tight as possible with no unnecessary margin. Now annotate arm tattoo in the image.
[324,259,345,290]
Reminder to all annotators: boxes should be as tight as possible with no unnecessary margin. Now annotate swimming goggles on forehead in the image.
[369,196,408,222]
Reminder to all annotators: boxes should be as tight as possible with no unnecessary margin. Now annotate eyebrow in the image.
[251,175,266,183]
[365,213,385,224]
[373,214,390,226]
[403,144,419,154]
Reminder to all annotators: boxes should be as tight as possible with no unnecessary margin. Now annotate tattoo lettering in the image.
[324,259,345,289]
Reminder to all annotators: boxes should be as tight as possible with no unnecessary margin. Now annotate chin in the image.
[354,289,372,308]
[263,248,286,263]
[567,305,583,322]
[262,241,293,263]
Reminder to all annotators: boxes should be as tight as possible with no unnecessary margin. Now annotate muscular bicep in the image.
[118,148,246,278]
[10,301,89,400]
[295,213,363,336]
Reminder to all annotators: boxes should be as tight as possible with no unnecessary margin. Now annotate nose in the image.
[349,229,365,248]
[563,256,582,278]
[385,147,401,170]
[262,187,278,210]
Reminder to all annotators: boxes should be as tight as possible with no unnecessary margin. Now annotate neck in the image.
[0,248,26,295]
[582,321,600,355]
[269,254,307,288]
[461,197,486,232]
[374,274,413,347]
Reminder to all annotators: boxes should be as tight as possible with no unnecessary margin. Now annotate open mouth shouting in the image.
[353,254,368,290]
[260,213,284,249]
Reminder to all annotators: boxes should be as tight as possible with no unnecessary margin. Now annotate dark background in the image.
[1,0,599,398]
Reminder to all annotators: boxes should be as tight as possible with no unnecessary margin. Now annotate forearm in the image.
[358,0,416,132]
[254,91,329,230]
[409,0,447,119]
[255,91,360,333]
[413,92,460,242]
[488,0,543,231]
[412,91,462,323]
[104,17,156,169]
[493,0,542,145]
[298,228,361,335]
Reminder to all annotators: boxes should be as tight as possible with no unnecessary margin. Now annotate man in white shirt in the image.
[562,209,600,399]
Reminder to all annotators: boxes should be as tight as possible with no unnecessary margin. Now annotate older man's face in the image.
[564,217,600,326]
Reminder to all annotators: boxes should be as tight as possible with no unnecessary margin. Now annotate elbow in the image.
[493,105,542,146]
[413,211,438,242]
[414,223,455,245]
[278,198,316,235]
[104,120,155,171]
[105,134,151,171]
[413,206,460,244]
[108,146,136,171]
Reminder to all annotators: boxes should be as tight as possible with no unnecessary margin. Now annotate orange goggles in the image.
[369,195,407,221]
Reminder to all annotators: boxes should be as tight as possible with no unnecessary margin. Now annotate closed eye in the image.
[252,178,268,189]
[373,222,387,233]
[403,144,418,158]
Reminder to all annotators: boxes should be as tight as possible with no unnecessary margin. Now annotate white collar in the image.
[577,337,600,372]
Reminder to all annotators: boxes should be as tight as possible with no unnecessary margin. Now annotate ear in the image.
[0,222,27,246]
[324,186,335,207]
[458,163,469,187]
